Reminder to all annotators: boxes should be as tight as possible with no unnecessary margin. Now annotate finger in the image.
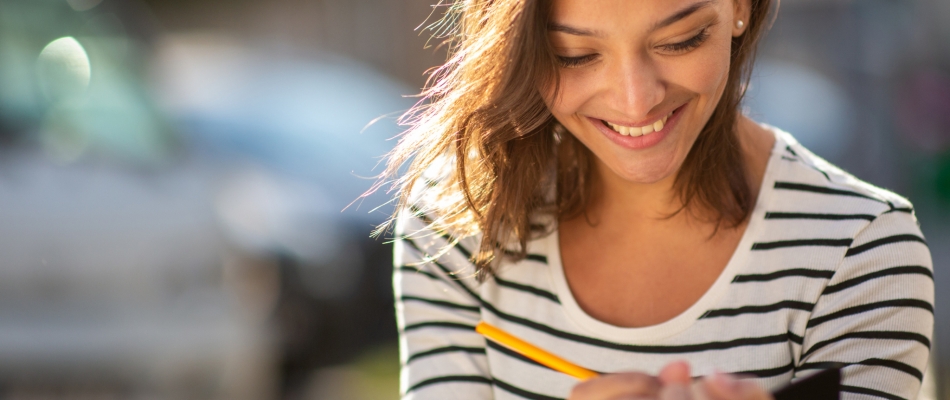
[569,372,662,400]
[699,371,735,399]
[606,397,658,400]
[658,383,692,400]
[732,381,773,400]
[688,380,712,400]
[658,360,692,386]
[702,372,773,400]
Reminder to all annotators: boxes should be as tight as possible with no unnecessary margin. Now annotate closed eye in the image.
[659,26,711,53]
[556,54,599,68]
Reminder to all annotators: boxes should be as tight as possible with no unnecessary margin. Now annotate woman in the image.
[382,0,933,398]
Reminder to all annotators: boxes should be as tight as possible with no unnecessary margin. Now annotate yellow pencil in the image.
[475,321,600,381]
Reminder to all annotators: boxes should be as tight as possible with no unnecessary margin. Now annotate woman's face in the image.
[544,0,749,185]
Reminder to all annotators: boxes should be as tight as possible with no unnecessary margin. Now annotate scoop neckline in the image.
[544,128,785,343]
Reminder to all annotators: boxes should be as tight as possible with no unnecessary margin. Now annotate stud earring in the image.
[736,20,744,29]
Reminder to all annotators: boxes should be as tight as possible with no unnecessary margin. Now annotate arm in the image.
[796,210,934,400]
[394,206,493,400]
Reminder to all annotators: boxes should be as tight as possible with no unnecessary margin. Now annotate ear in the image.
[732,0,752,37]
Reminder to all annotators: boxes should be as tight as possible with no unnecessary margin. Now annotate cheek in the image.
[674,34,733,102]
[543,69,598,120]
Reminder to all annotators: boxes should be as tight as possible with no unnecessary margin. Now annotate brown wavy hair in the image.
[375,0,775,278]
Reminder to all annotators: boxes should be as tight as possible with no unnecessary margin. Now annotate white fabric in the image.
[394,127,934,400]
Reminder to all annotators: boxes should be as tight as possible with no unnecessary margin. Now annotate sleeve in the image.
[795,209,934,400]
[393,206,494,400]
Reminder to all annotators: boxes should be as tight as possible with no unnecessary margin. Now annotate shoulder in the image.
[768,127,916,218]
[762,126,930,276]
[777,129,934,400]
[395,154,462,238]
[394,160,483,280]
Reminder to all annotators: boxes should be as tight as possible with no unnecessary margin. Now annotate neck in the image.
[586,161,684,225]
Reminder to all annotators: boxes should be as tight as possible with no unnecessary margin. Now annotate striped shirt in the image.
[394,128,934,400]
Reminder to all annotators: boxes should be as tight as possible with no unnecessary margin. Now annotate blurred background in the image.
[0,0,947,399]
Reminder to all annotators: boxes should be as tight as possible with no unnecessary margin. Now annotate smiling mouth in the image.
[600,110,675,137]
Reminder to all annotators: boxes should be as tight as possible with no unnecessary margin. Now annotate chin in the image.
[605,154,682,184]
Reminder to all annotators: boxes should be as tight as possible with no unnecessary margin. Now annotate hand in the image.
[567,371,662,400]
[566,361,774,400]
[657,361,774,400]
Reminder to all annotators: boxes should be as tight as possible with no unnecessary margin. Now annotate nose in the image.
[603,53,665,120]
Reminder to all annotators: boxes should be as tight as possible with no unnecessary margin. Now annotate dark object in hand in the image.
[772,367,841,400]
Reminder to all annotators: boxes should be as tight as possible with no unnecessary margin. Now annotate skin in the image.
[541,0,776,398]
[568,361,774,400]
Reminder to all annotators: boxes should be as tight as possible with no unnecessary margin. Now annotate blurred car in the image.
[0,0,412,397]
[152,34,415,392]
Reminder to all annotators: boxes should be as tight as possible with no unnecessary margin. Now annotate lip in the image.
[587,104,686,151]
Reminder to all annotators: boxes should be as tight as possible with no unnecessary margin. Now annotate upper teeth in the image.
[606,112,672,137]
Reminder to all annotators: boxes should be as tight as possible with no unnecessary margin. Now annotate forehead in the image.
[549,0,724,36]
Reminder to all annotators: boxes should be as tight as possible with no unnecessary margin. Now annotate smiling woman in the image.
[380,0,933,399]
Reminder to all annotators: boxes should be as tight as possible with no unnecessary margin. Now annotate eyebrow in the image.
[547,23,604,38]
[652,0,716,31]
[548,0,717,37]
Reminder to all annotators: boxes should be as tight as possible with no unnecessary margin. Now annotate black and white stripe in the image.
[395,129,933,400]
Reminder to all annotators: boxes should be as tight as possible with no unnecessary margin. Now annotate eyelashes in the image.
[556,54,599,68]
[554,26,712,68]
[660,27,711,53]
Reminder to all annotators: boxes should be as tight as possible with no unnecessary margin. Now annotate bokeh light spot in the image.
[36,36,91,102]
[66,0,104,12]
